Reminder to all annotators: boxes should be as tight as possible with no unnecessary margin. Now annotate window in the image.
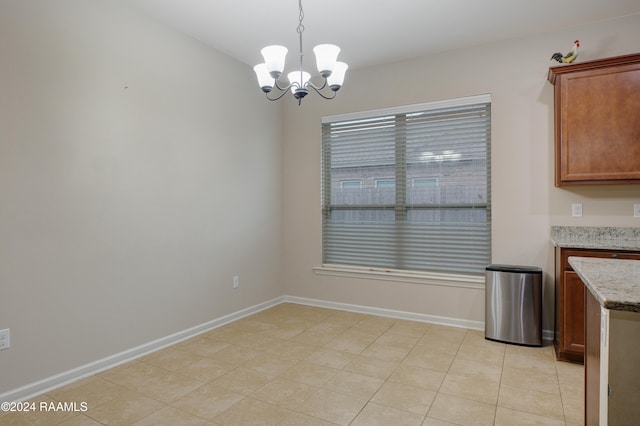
[374,179,395,189]
[321,95,491,276]
[412,177,438,187]
[340,180,363,190]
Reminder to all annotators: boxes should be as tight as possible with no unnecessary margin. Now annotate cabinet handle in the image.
[611,253,619,258]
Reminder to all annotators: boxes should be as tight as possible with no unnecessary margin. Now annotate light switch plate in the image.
[634,204,640,218]
[572,203,583,217]
[0,329,9,350]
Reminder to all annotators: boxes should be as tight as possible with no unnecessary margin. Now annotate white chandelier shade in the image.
[313,44,341,76]
[287,71,311,94]
[327,61,348,90]
[261,45,288,78]
[253,63,273,91]
[253,0,347,104]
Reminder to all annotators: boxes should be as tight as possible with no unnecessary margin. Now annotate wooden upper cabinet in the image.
[548,53,640,186]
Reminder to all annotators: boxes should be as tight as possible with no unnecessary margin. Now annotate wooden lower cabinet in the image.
[560,270,585,360]
[554,248,640,363]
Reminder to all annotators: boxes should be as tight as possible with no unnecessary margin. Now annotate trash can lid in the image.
[486,264,542,273]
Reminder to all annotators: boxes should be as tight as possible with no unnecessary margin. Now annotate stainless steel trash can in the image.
[485,264,542,346]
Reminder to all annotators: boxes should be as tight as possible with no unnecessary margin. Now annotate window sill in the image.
[313,264,485,289]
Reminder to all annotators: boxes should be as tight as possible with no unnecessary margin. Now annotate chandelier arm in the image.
[306,79,328,92]
[265,89,292,102]
[306,83,337,100]
[266,79,301,101]
[274,79,295,92]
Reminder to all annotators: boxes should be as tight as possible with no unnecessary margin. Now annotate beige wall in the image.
[0,1,282,393]
[282,14,640,332]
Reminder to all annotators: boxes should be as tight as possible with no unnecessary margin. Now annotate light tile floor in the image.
[1,303,584,425]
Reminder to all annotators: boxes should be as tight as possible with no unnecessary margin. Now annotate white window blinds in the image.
[321,95,491,276]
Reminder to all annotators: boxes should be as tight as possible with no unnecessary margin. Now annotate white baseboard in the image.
[2,294,555,402]
[283,295,555,344]
[283,295,485,330]
[0,296,284,403]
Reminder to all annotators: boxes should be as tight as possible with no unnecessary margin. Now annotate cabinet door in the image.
[556,62,640,185]
[562,271,585,354]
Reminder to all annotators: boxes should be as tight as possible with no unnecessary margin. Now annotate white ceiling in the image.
[125,0,640,70]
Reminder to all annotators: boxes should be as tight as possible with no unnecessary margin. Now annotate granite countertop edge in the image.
[550,226,640,251]
[551,240,640,251]
[568,256,640,313]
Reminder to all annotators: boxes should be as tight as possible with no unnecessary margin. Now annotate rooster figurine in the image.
[551,40,580,63]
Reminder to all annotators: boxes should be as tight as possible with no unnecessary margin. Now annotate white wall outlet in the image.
[0,328,10,350]
[233,276,239,289]
[572,203,583,217]
[634,204,640,218]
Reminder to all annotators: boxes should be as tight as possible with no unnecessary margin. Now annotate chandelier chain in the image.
[297,0,305,35]
[296,0,305,81]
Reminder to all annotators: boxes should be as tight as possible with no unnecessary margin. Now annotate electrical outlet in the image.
[0,329,10,350]
[233,276,239,289]
[572,203,583,217]
[634,204,640,218]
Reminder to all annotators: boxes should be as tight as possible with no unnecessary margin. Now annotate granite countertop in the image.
[568,256,640,312]
[551,226,640,251]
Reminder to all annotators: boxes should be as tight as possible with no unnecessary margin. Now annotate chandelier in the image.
[253,0,348,105]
